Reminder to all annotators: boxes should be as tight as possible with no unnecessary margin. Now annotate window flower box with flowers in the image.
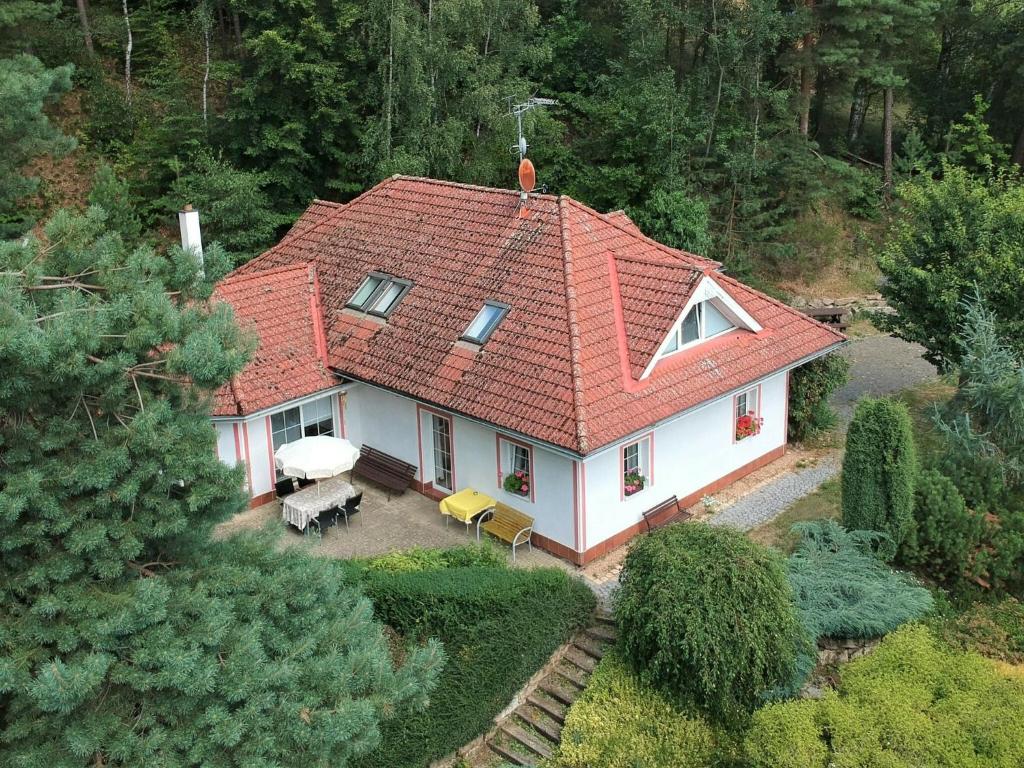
[623,471,646,497]
[735,411,764,441]
[503,470,530,497]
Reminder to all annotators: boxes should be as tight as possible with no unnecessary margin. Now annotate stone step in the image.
[501,723,554,759]
[563,646,598,672]
[585,624,618,643]
[555,662,588,689]
[573,635,607,660]
[514,705,562,743]
[527,693,567,724]
[539,679,578,707]
[594,611,616,627]
[489,741,536,767]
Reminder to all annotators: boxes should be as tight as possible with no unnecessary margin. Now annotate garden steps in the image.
[554,662,588,689]
[526,692,567,724]
[563,646,598,671]
[538,680,577,706]
[513,704,562,742]
[488,740,536,767]
[500,723,553,759]
[572,634,606,660]
[584,624,618,643]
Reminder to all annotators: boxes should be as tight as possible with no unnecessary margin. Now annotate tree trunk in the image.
[384,0,395,162]
[883,86,894,201]
[122,0,133,106]
[76,0,94,55]
[202,13,211,124]
[232,12,242,48]
[847,78,869,145]
[1012,123,1024,168]
[798,0,815,136]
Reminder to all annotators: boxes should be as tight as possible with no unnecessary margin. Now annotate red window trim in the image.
[495,434,535,503]
[732,384,763,443]
[619,431,654,500]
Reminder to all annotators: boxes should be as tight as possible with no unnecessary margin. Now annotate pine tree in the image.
[0,208,443,766]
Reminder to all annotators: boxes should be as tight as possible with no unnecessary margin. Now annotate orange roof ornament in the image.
[509,97,557,219]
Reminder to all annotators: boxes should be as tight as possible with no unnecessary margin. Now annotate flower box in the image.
[624,471,646,497]
[503,470,530,497]
[735,411,764,441]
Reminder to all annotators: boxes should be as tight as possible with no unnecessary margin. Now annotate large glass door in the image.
[431,414,453,492]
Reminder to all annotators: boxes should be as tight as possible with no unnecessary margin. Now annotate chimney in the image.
[178,204,204,276]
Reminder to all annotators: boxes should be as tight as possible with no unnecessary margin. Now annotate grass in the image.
[747,479,841,554]
[894,375,957,462]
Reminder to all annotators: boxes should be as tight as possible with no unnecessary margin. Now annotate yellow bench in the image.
[476,502,534,561]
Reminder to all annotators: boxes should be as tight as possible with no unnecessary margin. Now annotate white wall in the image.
[343,384,420,466]
[582,371,787,550]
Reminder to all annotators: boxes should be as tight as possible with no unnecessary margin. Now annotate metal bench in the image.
[641,495,691,532]
[477,502,534,561]
[352,445,417,500]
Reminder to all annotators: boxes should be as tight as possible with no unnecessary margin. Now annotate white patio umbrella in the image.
[274,436,360,486]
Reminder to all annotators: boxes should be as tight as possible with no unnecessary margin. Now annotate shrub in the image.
[354,566,595,767]
[841,397,917,558]
[900,469,985,585]
[784,521,933,691]
[929,597,1024,664]
[787,354,851,442]
[553,652,719,768]
[361,544,506,573]
[615,523,805,724]
[745,625,1024,768]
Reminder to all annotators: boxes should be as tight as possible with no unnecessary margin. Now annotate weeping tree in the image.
[0,207,442,766]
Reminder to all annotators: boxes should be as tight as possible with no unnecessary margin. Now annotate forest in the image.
[4,0,1022,292]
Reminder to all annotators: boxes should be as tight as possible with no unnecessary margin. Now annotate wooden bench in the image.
[352,445,417,500]
[802,306,850,331]
[641,495,691,532]
[476,502,534,561]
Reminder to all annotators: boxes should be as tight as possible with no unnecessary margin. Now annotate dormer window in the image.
[660,300,735,354]
[347,273,412,317]
[461,301,509,345]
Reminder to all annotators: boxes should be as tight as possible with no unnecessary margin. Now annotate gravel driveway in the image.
[710,334,938,531]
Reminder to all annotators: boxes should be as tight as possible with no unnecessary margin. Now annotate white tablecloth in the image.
[281,477,356,530]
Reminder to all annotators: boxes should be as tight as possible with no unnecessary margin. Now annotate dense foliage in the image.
[744,625,1024,768]
[841,397,917,557]
[879,168,1024,370]
[552,652,719,768]
[929,597,1024,665]
[787,354,851,442]
[354,564,595,768]
[615,524,805,725]
[0,209,441,766]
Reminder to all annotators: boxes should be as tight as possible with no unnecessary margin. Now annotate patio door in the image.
[430,414,453,492]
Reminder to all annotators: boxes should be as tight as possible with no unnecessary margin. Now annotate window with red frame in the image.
[500,439,533,498]
[735,387,763,441]
[622,437,651,497]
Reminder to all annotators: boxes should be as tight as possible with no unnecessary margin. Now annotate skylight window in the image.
[461,301,509,345]
[346,273,412,317]
[660,300,736,355]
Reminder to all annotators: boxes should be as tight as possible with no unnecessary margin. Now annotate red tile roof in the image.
[211,264,335,416]
[220,176,845,451]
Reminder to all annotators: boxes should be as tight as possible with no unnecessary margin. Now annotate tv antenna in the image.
[509,97,558,161]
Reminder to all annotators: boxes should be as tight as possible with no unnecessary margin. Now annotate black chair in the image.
[337,491,363,530]
[308,507,337,540]
[275,478,297,499]
[297,477,316,489]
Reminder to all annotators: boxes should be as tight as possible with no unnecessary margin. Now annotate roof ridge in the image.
[562,197,720,268]
[389,174,560,201]
[218,261,311,287]
[558,197,589,454]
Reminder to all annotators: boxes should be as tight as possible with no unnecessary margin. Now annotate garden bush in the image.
[784,521,933,691]
[354,566,595,768]
[841,397,917,558]
[615,523,806,724]
[360,544,505,573]
[787,354,851,442]
[552,652,719,768]
[899,469,985,585]
[745,624,1024,768]
[929,597,1024,664]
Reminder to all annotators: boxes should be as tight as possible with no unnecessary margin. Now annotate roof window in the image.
[660,300,735,355]
[347,273,412,317]
[461,301,509,345]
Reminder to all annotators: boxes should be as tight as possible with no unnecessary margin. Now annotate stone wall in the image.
[789,293,893,315]
[817,636,881,666]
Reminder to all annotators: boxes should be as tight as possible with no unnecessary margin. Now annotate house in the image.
[208,175,845,564]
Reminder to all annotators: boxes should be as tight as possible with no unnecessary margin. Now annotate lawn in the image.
[747,478,841,554]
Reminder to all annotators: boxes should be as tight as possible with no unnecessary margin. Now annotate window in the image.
[622,436,651,497]
[734,386,762,441]
[271,396,336,477]
[498,437,533,500]
[431,414,453,492]
[462,301,509,345]
[660,300,736,356]
[346,273,412,317]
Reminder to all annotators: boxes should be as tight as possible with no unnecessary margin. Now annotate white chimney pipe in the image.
[178,204,204,276]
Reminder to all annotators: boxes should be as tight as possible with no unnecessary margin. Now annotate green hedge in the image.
[354,565,595,768]
[616,524,806,725]
[745,624,1024,768]
[552,652,720,768]
[929,596,1024,664]
[787,354,851,442]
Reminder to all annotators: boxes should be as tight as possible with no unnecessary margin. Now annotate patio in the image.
[213,478,572,571]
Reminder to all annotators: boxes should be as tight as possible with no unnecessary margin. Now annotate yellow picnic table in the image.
[439,488,495,531]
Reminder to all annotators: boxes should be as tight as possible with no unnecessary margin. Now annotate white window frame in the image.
[621,434,652,498]
[430,413,454,493]
[659,299,736,356]
[271,395,336,477]
[498,436,534,503]
[733,385,762,442]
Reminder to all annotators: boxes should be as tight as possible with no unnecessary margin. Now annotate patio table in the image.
[439,488,495,531]
[282,476,356,531]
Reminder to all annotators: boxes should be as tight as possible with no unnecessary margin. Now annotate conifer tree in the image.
[0,207,442,766]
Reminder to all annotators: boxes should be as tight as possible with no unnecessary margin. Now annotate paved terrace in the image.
[214,479,572,572]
